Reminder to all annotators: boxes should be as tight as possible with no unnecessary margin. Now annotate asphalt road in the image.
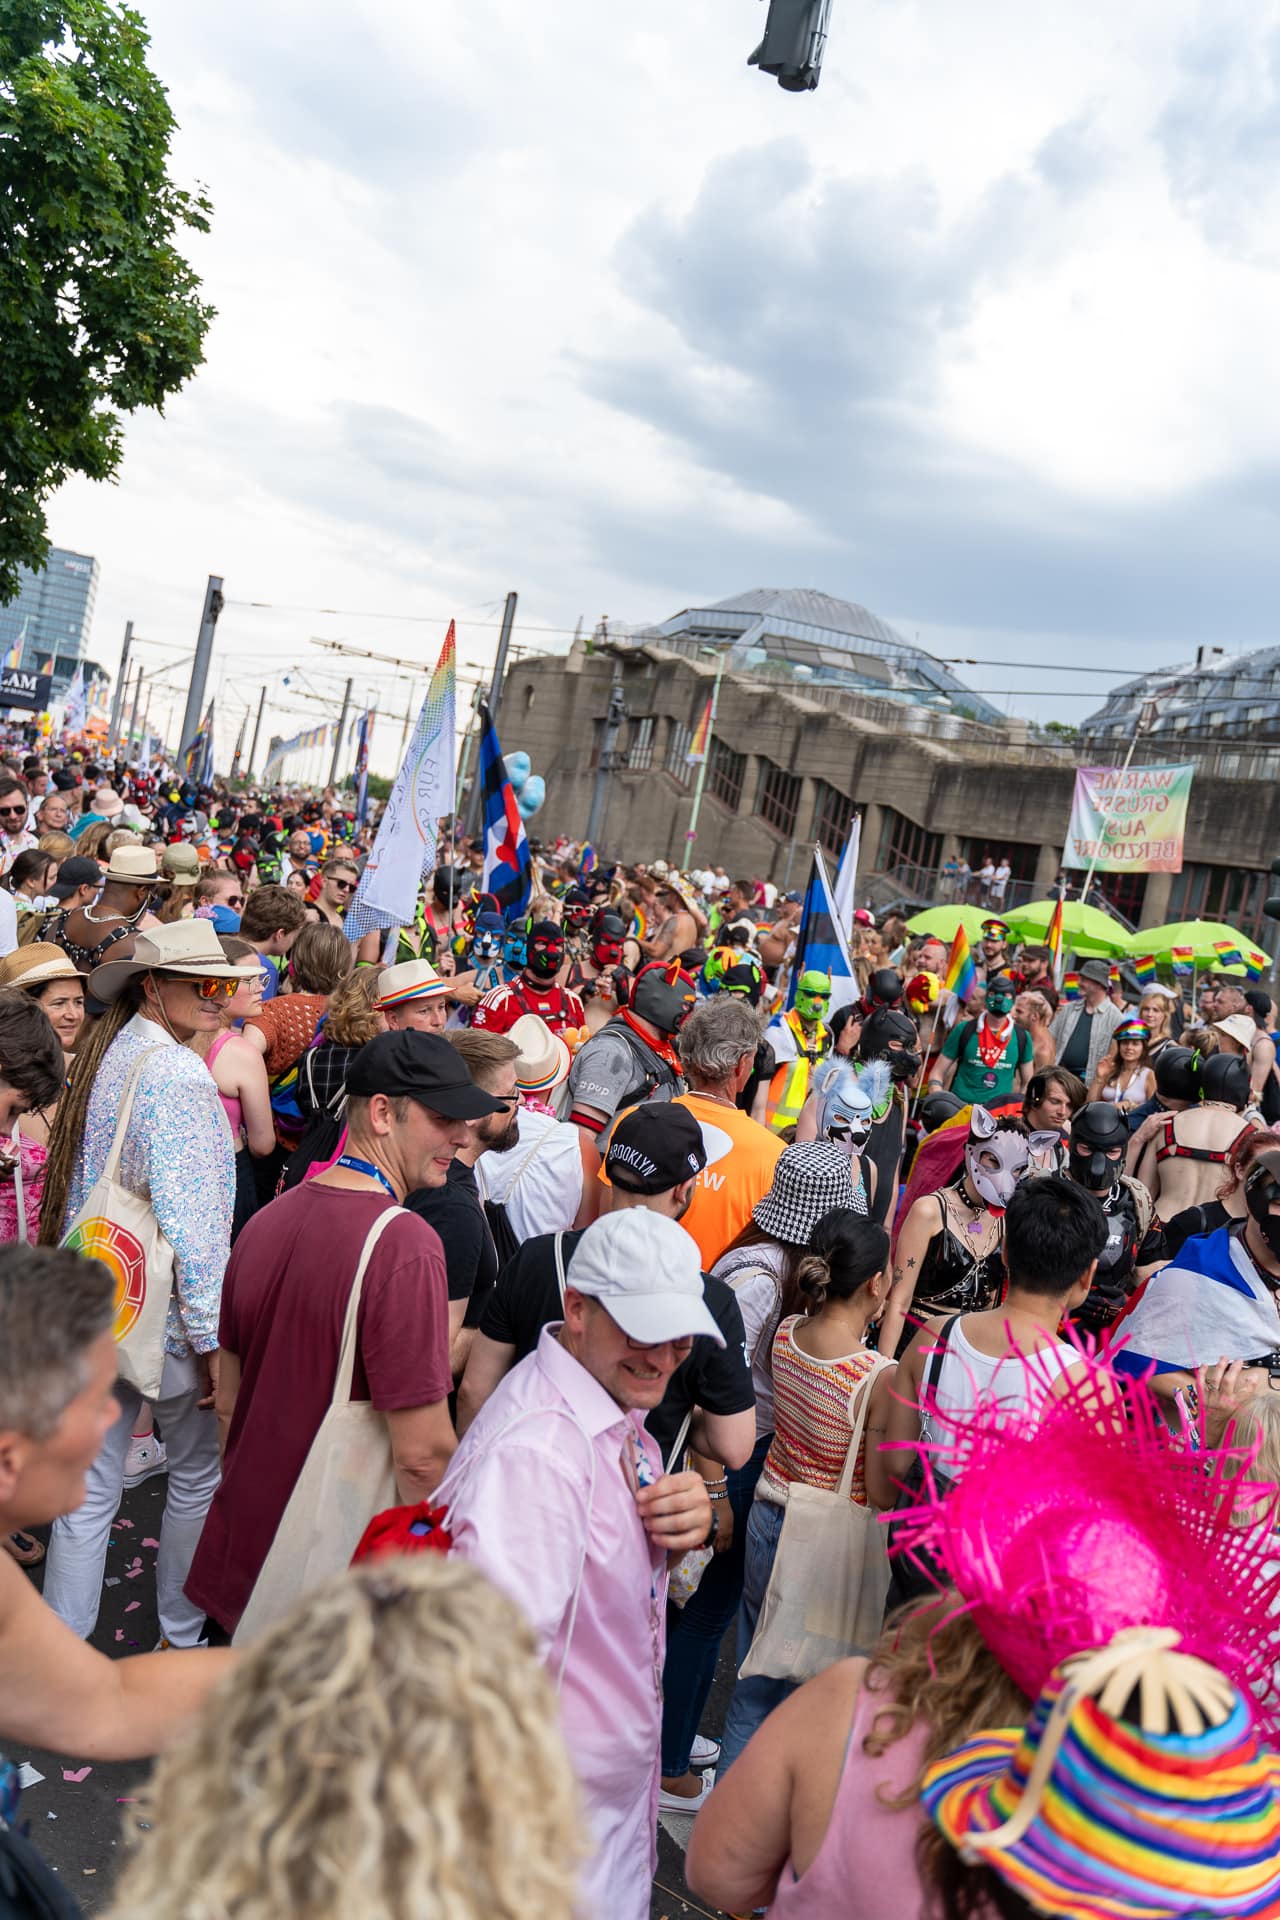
[11,1474,734,1919]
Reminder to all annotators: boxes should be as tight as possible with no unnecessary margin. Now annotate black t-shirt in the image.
[405,1160,499,1328]
[480,1226,754,1468]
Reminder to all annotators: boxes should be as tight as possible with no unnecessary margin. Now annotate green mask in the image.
[796,972,832,1024]
[986,989,1014,1016]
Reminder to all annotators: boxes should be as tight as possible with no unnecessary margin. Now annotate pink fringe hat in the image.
[891,1351,1280,1739]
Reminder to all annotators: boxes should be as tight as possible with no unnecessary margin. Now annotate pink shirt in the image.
[768,1680,931,1919]
[438,1325,666,1920]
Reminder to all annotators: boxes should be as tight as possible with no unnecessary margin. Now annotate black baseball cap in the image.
[345,1030,506,1119]
[606,1101,708,1194]
[50,856,103,901]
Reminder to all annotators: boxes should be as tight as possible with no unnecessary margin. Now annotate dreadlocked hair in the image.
[103,1555,582,1920]
[38,990,136,1245]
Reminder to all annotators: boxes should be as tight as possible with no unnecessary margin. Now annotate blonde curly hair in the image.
[104,1556,582,1920]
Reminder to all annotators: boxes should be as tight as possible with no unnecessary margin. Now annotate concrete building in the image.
[0,546,100,694]
[502,621,1280,953]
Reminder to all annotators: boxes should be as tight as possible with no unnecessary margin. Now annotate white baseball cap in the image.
[564,1212,724,1347]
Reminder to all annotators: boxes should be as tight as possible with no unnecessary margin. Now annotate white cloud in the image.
[40,0,1280,763]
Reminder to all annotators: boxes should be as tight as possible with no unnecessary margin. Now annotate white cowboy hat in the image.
[508,1012,571,1094]
[90,920,259,1005]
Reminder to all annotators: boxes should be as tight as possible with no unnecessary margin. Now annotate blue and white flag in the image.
[833,811,861,934]
[354,709,373,827]
[1109,1227,1279,1377]
[478,702,532,917]
[63,662,86,735]
[344,624,456,943]
[785,845,857,1015]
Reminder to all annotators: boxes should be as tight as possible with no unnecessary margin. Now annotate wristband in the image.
[701,1506,720,1550]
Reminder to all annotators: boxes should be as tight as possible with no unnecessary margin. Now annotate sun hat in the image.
[90,920,260,1004]
[344,1029,507,1120]
[893,1350,1280,1739]
[564,1211,724,1346]
[1214,1013,1258,1053]
[161,843,201,886]
[1077,957,1113,986]
[0,943,82,992]
[507,1011,571,1094]
[49,855,102,901]
[606,1102,707,1195]
[90,787,124,819]
[751,1139,858,1245]
[373,959,450,1011]
[103,844,161,886]
[923,1630,1280,1920]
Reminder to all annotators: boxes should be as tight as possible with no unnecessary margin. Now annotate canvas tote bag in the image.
[233,1207,406,1646]
[739,1353,894,1684]
[61,1049,174,1400]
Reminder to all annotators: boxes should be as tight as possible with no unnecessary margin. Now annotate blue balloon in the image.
[505,751,531,792]
[517,773,545,820]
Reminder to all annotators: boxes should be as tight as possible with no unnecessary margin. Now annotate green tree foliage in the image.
[0,1,214,601]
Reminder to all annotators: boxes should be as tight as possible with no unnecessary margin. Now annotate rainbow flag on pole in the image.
[1046,895,1064,990]
[1133,954,1157,986]
[944,924,976,1005]
[1063,971,1081,1001]
[1246,949,1268,981]
[1171,945,1194,976]
[686,696,713,765]
[1213,938,1243,969]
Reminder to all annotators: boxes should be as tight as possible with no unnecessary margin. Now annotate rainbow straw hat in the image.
[924,1629,1280,1920]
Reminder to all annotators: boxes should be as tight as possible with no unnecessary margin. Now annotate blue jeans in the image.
[717,1494,796,1775]
[659,1430,771,1777]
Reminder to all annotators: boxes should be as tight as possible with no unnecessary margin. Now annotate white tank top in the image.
[926,1318,1079,1458]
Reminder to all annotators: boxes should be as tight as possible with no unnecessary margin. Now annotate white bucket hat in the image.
[90,920,259,1004]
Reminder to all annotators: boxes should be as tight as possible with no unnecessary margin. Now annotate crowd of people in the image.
[4,733,1280,1919]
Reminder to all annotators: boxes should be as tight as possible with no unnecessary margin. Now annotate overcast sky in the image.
[45,0,1280,769]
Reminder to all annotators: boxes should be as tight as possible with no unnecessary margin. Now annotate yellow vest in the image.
[765,1011,830,1135]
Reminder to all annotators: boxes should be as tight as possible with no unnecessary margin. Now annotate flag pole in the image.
[683,656,725,859]
[909,1001,945,1120]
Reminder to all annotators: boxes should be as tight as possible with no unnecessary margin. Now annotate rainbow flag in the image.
[3,638,22,670]
[686,696,713,765]
[1213,938,1243,969]
[1063,971,1081,1001]
[1171,945,1194,975]
[1046,895,1064,989]
[1246,949,1268,981]
[1109,964,1121,988]
[944,924,976,1005]
[631,905,648,944]
[1133,954,1157,985]
[580,842,596,875]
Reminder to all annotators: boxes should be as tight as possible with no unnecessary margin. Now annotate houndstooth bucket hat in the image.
[751,1139,858,1247]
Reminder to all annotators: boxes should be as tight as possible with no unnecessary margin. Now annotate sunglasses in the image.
[161,973,239,1001]
[0,804,27,818]
[331,877,357,893]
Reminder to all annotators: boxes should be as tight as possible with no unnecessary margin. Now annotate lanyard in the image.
[335,1154,397,1200]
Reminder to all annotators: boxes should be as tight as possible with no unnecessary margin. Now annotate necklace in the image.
[690,1087,736,1108]
[953,1181,991,1237]
[335,1153,397,1200]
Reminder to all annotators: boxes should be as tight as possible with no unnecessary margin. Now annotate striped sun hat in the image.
[923,1631,1280,1920]
[373,960,449,1010]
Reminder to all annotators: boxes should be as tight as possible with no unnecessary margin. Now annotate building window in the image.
[708,737,746,812]
[811,781,852,859]
[756,758,802,838]
[665,720,692,785]
[1092,872,1148,925]
[877,807,941,882]
[627,715,655,771]
[959,839,1039,888]
[1169,863,1269,944]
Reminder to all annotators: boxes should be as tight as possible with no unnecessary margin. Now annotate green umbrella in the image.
[1124,921,1272,973]
[904,904,992,944]
[1003,899,1132,958]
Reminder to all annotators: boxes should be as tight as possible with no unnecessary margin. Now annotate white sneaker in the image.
[658,1770,716,1816]
[123,1435,168,1488]
[691,1734,721,1769]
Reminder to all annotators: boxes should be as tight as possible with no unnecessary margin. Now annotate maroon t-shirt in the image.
[185,1184,452,1631]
